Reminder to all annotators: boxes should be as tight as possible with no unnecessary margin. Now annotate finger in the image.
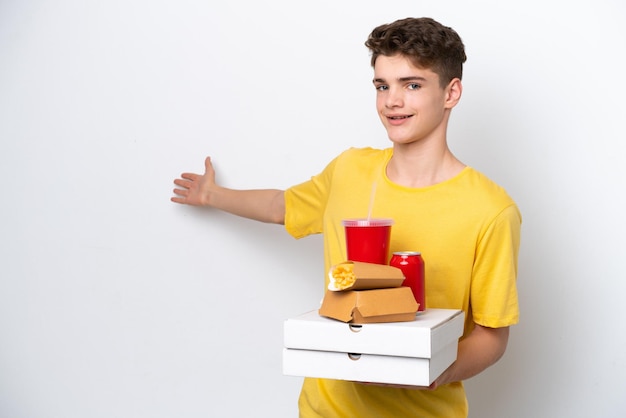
[173,178,194,188]
[172,188,188,197]
[204,157,216,179]
[180,172,198,181]
[173,178,186,187]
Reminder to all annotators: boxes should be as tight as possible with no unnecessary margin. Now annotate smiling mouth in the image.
[388,115,412,120]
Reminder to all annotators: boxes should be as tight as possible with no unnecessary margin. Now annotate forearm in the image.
[171,157,286,224]
[210,187,285,224]
[435,324,509,386]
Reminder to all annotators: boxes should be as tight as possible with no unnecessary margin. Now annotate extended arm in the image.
[171,156,285,224]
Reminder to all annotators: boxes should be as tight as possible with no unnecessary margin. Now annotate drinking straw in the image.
[367,181,377,221]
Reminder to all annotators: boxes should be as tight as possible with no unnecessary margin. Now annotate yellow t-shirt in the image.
[285,147,521,417]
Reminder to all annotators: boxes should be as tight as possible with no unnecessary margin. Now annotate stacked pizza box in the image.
[282,261,464,386]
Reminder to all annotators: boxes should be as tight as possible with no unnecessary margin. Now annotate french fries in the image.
[330,263,357,290]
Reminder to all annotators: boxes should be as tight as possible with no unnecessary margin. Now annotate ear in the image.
[444,78,462,109]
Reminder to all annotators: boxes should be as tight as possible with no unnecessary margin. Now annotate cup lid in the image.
[342,218,394,227]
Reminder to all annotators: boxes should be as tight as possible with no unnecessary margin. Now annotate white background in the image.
[1,1,625,417]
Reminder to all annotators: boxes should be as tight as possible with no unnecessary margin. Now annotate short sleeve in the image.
[284,156,339,239]
[470,203,522,328]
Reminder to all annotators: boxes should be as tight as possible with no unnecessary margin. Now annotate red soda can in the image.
[390,251,425,312]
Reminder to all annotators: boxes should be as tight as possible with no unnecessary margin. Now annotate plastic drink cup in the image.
[342,218,394,265]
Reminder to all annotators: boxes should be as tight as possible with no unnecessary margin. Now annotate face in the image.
[373,54,460,146]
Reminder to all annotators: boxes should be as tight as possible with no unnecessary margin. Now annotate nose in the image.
[385,87,403,108]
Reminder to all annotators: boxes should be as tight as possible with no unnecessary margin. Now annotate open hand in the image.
[171,156,217,206]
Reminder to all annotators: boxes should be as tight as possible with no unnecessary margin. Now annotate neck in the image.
[387,141,465,188]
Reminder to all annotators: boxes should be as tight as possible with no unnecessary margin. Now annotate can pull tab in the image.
[347,353,362,361]
[348,324,363,333]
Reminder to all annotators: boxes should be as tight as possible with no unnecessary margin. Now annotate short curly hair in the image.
[365,17,467,88]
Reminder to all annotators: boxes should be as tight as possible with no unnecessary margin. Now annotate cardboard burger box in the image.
[319,287,419,323]
[283,308,464,386]
[322,261,418,324]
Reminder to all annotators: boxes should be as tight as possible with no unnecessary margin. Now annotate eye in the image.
[408,83,421,90]
[375,84,388,92]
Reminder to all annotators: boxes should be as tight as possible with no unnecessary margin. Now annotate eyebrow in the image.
[372,76,428,84]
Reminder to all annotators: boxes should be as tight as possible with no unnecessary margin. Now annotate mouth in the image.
[387,115,413,121]
[387,115,413,125]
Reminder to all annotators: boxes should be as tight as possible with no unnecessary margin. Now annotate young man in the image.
[172,17,520,418]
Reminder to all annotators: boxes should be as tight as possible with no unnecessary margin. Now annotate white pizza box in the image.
[284,308,464,358]
[282,341,457,386]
